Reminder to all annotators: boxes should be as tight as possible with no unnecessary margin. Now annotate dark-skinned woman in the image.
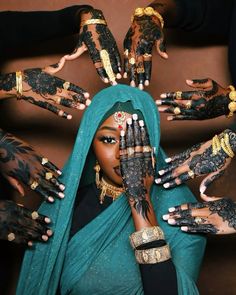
[17,85,205,295]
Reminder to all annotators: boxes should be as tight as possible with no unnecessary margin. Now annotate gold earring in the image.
[94,161,101,187]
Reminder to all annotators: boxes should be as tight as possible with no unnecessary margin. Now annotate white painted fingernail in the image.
[144,80,149,86]
[84,92,90,98]
[45,217,51,223]
[155,178,161,184]
[200,186,206,194]
[163,183,170,188]
[127,118,132,125]
[168,207,176,212]
[139,120,144,127]
[120,130,125,136]
[167,116,173,121]
[168,219,176,225]
[116,73,122,79]
[160,93,167,98]
[165,158,172,163]
[48,196,54,203]
[67,114,72,120]
[162,214,169,220]
[123,72,128,78]
[132,114,138,120]
[86,99,91,106]
[59,192,65,199]
[158,170,165,175]
[139,84,144,90]
[181,226,188,231]
[130,81,136,87]
[186,79,193,84]
[155,100,162,105]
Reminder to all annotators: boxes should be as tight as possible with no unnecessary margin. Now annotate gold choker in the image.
[97,177,124,204]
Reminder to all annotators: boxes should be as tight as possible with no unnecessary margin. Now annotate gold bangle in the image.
[135,244,171,264]
[80,19,107,27]
[16,71,23,98]
[227,85,236,117]
[129,226,165,249]
[221,134,234,158]
[131,7,164,28]
[212,134,221,155]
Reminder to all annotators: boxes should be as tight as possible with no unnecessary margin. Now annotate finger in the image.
[7,176,25,196]
[111,44,122,74]
[167,114,198,121]
[155,164,189,184]
[181,224,218,234]
[96,67,109,83]
[126,118,135,159]
[199,170,225,195]
[129,62,136,87]
[67,82,90,101]
[139,120,153,177]
[136,58,145,90]
[143,57,152,86]
[160,90,202,100]
[123,55,129,78]
[155,38,168,59]
[162,171,192,189]
[132,114,142,153]
[119,129,127,160]
[157,161,189,176]
[40,157,62,175]
[100,49,117,85]
[186,78,213,89]
[24,96,72,120]
[168,216,197,226]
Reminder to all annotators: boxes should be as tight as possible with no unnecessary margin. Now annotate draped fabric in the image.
[17,84,206,295]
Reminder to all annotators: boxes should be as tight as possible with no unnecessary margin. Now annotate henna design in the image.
[0,73,16,91]
[0,200,51,245]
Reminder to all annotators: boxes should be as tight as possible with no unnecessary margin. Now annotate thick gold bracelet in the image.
[80,19,107,27]
[131,7,164,28]
[212,132,235,158]
[135,244,171,264]
[15,71,23,98]
[227,85,236,117]
[129,226,165,249]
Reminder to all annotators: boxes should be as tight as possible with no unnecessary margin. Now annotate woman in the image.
[17,85,205,295]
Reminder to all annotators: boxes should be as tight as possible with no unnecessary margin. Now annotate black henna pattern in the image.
[0,73,16,91]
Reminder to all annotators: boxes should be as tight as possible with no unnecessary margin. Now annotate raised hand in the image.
[162,195,236,235]
[123,7,167,89]
[120,114,155,219]
[156,78,233,120]
[0,128,65,202]
[61,8,122,85]
[0,200,52,246]
[0,65,90,119]
[155,129,236,195]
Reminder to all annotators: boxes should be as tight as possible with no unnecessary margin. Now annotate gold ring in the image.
[185,101,192,109]
[124,49,129,57]
[8,233,16,242]
[45,172,53,180]
[137,68,145,74]
[175,91,182,99]
[129,57,135,65]
[188,170,195,179]
[143,146,152,153]
[30,181,39,190]
[143,53,152,58]
[42,158,48,165]
[100,49,116,82]
[194,217,203,224]
[31,211,39,220]
[63,81,70,90]
[173,107,181,115]
[80,19,107,27]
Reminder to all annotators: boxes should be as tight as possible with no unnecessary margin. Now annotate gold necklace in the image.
[97,177,124,204]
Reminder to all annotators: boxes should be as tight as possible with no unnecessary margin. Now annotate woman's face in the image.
[93,112,132,187]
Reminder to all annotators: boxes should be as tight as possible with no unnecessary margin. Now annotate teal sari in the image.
[17,85,206,295]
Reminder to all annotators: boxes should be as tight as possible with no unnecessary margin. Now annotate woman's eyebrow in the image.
[98,126,117,132]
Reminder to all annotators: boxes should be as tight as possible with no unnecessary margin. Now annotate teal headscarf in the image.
[17,85,206,295]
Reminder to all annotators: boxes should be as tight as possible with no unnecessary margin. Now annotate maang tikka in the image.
[113,111,126,129]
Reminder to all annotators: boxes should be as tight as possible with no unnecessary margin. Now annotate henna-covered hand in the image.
[156,78,231,120]
[155,129,236,194]
[61,8,121,85]
[0,66,90,119]
[0,128,65,202]
[0,200,52,246]
[162,195,236,235]
[123,8,167,89]
[120,114,155,219]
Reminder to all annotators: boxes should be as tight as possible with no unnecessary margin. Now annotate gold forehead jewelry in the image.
[30,181,39,190]
[173,107,181,115]
[63,81,70,90]
[188,170,195,179]
[31,211,39,220]
[16,71,23,98]
[8,233,16,242]
[97,177,124,204]
[41,158,49,165]
[175,91,182,99]
[81,19,107,27]
[114,111,126,129]
[100,49,116,82]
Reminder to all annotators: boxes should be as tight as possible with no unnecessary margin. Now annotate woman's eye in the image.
[100,136,117,144]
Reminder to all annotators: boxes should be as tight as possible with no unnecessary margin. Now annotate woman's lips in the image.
[114,166,121,177]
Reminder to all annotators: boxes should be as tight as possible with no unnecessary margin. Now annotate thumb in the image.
[7,176,25,196]
[155,39,168,59]
[199,170,225,196]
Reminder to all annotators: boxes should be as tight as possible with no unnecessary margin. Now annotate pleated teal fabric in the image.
[17,84,206,295]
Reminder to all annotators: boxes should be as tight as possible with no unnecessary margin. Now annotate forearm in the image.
[0,73,17,100]
[0,5,93,48]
